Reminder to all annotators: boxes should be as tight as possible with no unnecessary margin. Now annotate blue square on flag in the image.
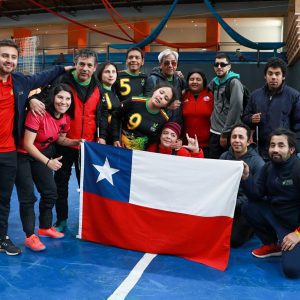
[83,142,132,202]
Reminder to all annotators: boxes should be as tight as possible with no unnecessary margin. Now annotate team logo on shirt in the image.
[59,124,66,131]
[203,96,211,102]
[282,179,293,186]
[150,123,159,132]
[41,137,54,147]
[141,79,145,87]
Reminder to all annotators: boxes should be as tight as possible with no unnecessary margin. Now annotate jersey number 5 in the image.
[120,78,131,96]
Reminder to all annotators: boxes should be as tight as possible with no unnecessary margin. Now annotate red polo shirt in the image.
[0,74,15,152]
[18,111,71,152]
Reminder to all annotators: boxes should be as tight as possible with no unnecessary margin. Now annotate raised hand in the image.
[183,134,199,153]
[241,161,250,180]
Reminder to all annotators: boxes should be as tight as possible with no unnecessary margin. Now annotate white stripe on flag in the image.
[108,253,157,300]
[130,151,243,218]
[77,142,85,239]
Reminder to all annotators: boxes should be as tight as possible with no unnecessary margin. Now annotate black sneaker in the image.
[0,236,22,256]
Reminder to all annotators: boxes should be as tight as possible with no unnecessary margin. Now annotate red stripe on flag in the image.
[81,192,233,271]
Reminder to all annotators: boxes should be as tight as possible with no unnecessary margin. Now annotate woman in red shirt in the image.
[15,84,81,252]
[182,69,213,158]
[147,122,203,158]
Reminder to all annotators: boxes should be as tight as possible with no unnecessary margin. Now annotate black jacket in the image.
[220,144,265,206]
[242,155,300,228]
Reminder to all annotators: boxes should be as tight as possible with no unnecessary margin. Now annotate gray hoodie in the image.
[208,71,244,135]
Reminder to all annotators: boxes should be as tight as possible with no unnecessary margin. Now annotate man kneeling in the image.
[220,124,264,248]
[242,128,300,278]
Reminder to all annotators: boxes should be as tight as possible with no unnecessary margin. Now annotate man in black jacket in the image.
[242,57,300,159]
[220,124,264,248]
[242,128,300,278]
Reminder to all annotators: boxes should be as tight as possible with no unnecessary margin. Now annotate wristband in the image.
[46,159,51,166]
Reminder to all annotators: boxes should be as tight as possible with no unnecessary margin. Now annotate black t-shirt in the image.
[111,97,169,150]
[115,70,147,102]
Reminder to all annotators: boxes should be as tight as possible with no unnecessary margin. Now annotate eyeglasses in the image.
[214,62,229,68]
[163,60,177,67]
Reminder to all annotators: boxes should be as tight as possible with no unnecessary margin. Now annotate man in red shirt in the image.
[0,39,68,255]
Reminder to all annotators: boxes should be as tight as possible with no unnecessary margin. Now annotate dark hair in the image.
[0,39,19,54]
[126,47,145,60]
[152,82,177,106]
[215,52,230,64]
[230,123,251,141]
[74,48,97,65]
[268,128,297,151]
[97,61,118,83]
[264,57,287,77]
[46,83,75,119]
[186,69,208,90]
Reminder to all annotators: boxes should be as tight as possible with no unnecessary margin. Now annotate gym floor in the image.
[1,170,299,299]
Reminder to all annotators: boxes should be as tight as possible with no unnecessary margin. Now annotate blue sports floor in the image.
[1,170,300,299]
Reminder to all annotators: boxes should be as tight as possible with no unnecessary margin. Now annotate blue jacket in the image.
[11,65,65,147]
[243,155,300,228]
[220,144,265,206]
[242,83,300,154]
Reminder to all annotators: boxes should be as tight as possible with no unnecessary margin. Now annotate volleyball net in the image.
[15,36,40,74]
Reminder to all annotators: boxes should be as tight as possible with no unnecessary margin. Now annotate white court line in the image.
[108,253,157,300]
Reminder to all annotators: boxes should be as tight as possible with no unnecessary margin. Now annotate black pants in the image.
[208,132,229,159]
[0,151,17,239]
[243,201,300,278]
[15,148,57,236]
[230,205,253,248]
[54,145,80,222]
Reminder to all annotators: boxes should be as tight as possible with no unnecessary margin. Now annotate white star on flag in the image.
[93,157,119,186]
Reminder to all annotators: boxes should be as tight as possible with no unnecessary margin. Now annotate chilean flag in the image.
[78,142,243,271]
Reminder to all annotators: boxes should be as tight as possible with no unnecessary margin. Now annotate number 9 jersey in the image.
[111,97,169,150]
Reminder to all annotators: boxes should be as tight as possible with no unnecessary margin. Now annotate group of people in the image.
[0,37,300,278]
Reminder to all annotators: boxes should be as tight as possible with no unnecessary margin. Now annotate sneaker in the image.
[252,244,282,258]
[54,220,67,233]
[38,227,64,239]
[25,234,46,251]
[0,236,22,256]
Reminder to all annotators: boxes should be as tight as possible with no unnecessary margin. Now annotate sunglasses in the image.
[163,60,177,67]
[214,62,229,68]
